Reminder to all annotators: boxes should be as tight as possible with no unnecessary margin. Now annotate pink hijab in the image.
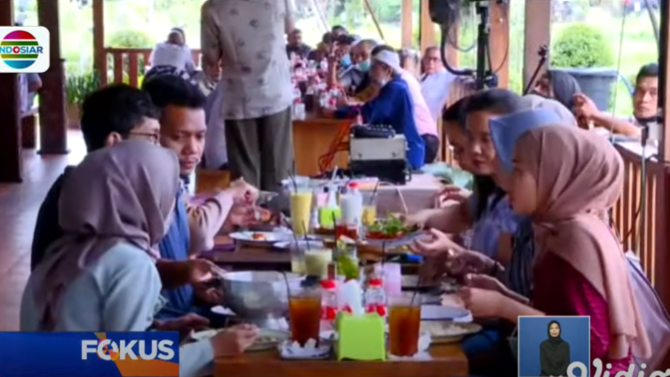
[515,126,651,360]
[33,140,180,330]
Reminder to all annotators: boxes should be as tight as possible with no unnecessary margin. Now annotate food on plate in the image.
[190,328,220,340]
[252,232,267,241]
[421,322,471,337]
[255,335,279,345]
[365,216,420,240]
[257,209,273,223]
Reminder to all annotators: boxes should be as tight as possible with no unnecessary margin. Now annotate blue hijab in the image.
[488,108,564,172]
[487,108,566,297]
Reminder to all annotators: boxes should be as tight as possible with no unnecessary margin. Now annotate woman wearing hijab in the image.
[409,89,523,260]
[459,126,651,374]
[532,71,582,112]
[540,320,570,376]
[20,141,258,377]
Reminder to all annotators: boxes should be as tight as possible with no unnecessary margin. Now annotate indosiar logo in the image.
[81,339,175,361]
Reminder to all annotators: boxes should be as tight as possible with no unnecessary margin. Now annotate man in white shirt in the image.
[201,0,295,192]
[150,29,195,74]
[420,46,454,122]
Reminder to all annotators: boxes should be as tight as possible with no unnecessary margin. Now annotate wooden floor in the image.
[0,131,86,330]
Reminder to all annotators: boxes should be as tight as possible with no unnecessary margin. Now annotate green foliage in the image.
[107,30,153,48]
[66,71,101,105]
[551,23,615,68]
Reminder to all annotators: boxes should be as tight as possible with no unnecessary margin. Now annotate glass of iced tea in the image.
[288,287,322,346]
[387,293,422,357]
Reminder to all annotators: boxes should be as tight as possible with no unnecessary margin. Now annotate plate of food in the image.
[420,322,482,343]
[229,231,293,247]
[273,240,325,250]
[421,305,470,321]
[248,329,290,352]
[191,328,289,352]
[363,216,423,247]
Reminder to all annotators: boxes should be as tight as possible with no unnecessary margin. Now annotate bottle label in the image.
[321,306,337,321]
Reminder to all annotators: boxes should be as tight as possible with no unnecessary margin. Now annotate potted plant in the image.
[550,23,616,111]
[65,71,100,129]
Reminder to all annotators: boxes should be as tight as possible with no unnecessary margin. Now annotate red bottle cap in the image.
[348,182,358,189]
[369,278,383,287]
[321,279,336,289]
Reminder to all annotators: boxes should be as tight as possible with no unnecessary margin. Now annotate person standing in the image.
[201,0,295,192]
[286,29,312,59]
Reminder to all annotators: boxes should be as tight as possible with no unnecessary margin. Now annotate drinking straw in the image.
[288,171,298,193]
[330,166,338,182]
[368,181,380,206]
[380,240,386,279]
[410,267,422,306]
[302,223,311,251]
[281,271,291,302]
[284,216,301,249]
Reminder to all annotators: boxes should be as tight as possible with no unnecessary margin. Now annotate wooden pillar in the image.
[37,0,68,154]
[522,0,551,90]
[489,0,510,88]
[0,0,22,182]
[419,0,436,53]
[93,0,106,85]
[655,0,670,310]
[400,0,413,48]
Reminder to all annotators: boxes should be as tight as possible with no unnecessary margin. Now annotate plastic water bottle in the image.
[320,279,339,329]
[340,182,363,228]
[364,278,387,317]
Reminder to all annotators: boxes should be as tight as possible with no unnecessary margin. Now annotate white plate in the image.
[420,322,482,343]
[229,231,293,245]
[362,230,425,248]
[248,329,290,352]
[279,339,331,360]
[273,240,325,250]
[420,305,470,321]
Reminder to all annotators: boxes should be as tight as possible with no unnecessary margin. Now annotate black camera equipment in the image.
[429,0,507,90]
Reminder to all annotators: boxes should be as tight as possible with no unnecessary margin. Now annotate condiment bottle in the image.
[364,278,387,317]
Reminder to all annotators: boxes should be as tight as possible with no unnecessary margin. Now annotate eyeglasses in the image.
[128,131,159,144]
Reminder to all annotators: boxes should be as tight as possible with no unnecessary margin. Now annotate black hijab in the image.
[548,71,582,112]
[539,320,570,376]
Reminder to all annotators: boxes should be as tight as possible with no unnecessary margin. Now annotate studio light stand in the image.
[429,0,507,90]
[523,45,548,94]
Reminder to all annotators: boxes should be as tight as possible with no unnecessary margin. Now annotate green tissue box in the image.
[335,312,386,361]
[318,207,341,228]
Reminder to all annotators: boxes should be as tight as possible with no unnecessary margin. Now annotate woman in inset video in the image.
[540,320,571,376]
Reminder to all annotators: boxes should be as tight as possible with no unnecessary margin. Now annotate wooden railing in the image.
[102,47,202,86]
[612,143,664,285]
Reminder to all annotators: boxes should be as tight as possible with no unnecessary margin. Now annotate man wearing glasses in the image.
[31,84,161,270]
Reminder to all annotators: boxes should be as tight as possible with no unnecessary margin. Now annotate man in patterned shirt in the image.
[201,0,295,192]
